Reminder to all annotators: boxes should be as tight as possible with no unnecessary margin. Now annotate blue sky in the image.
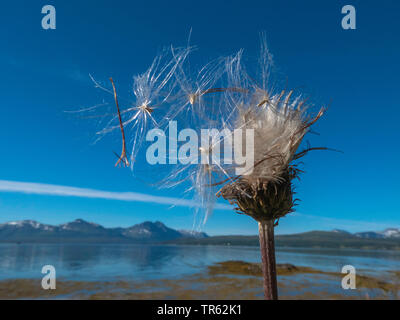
[0,0,399,235]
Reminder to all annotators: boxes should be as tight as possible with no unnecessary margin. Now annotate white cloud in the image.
[0,180,230,210]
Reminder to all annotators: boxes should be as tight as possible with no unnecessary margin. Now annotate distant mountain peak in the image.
[138,221,165,227]
[6,220,38,226]
[2,220,44,228]
[332,229,350,234]
[72,219,100,226]
[178,229,209,239]
[354,228,400,239]
[0,220,55,232]
[60,219,103,231]
[67,218,96,224]
[381,228,400,238]
[123,221,182,241]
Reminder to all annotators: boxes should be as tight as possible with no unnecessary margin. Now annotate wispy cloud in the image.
[0,180,230,210]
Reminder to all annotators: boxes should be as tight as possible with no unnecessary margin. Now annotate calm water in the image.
[0,244,399,281]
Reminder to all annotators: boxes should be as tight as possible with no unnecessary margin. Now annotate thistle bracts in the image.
[219,167,299,223]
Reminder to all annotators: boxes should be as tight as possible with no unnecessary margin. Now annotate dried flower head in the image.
[218,91,324,222]
[79,33,327,228]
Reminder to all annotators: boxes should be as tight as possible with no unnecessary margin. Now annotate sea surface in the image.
[0,243,399,282]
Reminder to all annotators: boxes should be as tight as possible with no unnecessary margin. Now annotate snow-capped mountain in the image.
[354,231,385,239]
[122,221,183,241]
[1,220,39,228]
[0,220,56,231]
[60,219,102,231]
[380,228,400,238]
[331,229,351,234]
[354,228,400,239]
[178,229,208,239]
[0,219,209,243]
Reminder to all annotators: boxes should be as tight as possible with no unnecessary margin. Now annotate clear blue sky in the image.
[0,0,399,235]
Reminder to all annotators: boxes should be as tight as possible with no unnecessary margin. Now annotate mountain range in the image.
[168,228,400,250]
[0,219,399,250]
[0,219,208,243]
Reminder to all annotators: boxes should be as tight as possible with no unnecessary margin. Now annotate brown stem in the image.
[109,78,129,167]
[258,220,278,300]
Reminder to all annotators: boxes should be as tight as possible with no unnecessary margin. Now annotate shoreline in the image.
[1,261,398,300]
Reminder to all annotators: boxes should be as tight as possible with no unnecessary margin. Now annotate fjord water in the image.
[0,244,399,281]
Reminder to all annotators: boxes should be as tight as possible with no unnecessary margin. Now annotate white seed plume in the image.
[77,34,324,227]
[234,91,310,182]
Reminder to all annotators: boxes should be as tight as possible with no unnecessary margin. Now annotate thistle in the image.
[218,89,325,300]
[79,33,328,300]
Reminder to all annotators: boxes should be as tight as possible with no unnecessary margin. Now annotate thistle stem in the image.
[258,220,278,300]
